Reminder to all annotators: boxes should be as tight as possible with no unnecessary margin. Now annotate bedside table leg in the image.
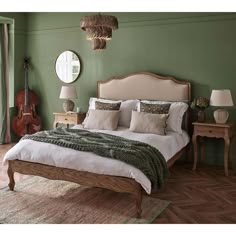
[229,135,234,170]
[53,121,58,129]
[192,134,198,171]
[187,144,193,161]
[224,137,230,176]
[200,137,204,161]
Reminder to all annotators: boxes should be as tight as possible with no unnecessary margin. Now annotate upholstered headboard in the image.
[97,72,191,131]
[97,72,190,101]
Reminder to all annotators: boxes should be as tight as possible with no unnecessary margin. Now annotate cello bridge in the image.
[23,112,31,116]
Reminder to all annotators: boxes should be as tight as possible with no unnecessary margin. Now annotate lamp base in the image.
[213,109,229,124]
[63,100,74,112]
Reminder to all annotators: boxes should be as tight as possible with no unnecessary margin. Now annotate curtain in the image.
[0,24,11,144]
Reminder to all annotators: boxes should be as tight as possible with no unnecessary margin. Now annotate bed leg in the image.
[7,163,15,191]
[135,185,143,218]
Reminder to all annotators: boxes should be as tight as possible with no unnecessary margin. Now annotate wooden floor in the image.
[153,163,236,223]
[1,143,236,223]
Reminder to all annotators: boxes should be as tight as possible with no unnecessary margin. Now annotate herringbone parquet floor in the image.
[153,163,236,223]
[1,143,236,223]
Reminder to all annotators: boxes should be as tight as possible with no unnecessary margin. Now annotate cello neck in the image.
[24,69,29,106]
[24,57,29,106]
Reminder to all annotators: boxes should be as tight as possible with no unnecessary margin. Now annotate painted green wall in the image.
[2,12,236,165]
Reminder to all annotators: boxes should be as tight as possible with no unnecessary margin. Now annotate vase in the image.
[197,109,206,122]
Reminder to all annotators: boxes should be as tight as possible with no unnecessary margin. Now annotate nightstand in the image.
[53,112,86,129]
[192,121,234,176]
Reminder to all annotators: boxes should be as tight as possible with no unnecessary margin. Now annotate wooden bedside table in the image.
[53,112,86,129]
[192,121,234,176]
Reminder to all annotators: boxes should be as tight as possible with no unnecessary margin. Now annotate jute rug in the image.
[0,176,170,224]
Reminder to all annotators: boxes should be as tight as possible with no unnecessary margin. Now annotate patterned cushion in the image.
[140,102,171,114]
[95,101,121,110]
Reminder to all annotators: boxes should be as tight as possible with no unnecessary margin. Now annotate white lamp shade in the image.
[210,89,233,107]
[59,86,78,99]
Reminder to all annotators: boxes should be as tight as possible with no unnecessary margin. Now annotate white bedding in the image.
[3,125,189,194]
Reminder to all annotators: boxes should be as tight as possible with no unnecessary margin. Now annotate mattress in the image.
[3,126,189,194]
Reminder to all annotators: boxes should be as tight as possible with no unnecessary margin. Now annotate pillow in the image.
[129,110,168,135]
[83,97,138,128]
[137,100,188,134]
[118,100,138,127]
[84,110,120,130]
[82,98,121,126]
[89,97,122,110]
[140,102,171,114]
[95,101,121,110]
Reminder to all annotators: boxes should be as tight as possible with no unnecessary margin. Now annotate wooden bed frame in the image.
[7,72,191,218]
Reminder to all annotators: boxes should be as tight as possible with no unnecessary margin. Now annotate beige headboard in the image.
[97,72,191,132]
[97,72,191,101]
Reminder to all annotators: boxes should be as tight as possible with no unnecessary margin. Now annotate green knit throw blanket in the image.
[21,128,169,190]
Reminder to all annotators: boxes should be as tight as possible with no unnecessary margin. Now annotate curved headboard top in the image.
[97,72,191,101]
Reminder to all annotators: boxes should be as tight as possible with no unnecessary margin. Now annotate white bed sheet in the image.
[3,126,189,194]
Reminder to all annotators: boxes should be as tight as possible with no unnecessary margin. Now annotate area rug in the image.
[0,176,170,224]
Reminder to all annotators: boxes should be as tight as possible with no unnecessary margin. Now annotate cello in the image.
[12,57,42,137]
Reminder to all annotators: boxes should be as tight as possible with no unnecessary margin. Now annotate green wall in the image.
[2,12,236,165]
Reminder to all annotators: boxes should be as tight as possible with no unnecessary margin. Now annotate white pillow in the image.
[129,111,168,135]
[84,110,120,130]
[83,97,138,128]
[137,100,188,134]
[118,100,138,127]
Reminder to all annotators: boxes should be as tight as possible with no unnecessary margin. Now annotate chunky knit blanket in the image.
[21,128,169,190]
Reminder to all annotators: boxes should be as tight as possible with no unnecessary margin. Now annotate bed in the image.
[4,72,191,218]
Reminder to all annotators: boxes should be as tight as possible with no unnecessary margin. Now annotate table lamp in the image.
[59,86,77,112]
[210,89,234,124]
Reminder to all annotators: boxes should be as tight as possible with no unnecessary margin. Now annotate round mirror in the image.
[55,50,81,83]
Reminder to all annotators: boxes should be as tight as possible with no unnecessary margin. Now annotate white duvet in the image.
[3,125,189,194]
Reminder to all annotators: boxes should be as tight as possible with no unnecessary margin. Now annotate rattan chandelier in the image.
[80,14,118,50]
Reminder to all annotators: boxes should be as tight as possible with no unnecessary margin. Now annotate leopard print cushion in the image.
[140,102,171,114]
[95,101,121,110]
